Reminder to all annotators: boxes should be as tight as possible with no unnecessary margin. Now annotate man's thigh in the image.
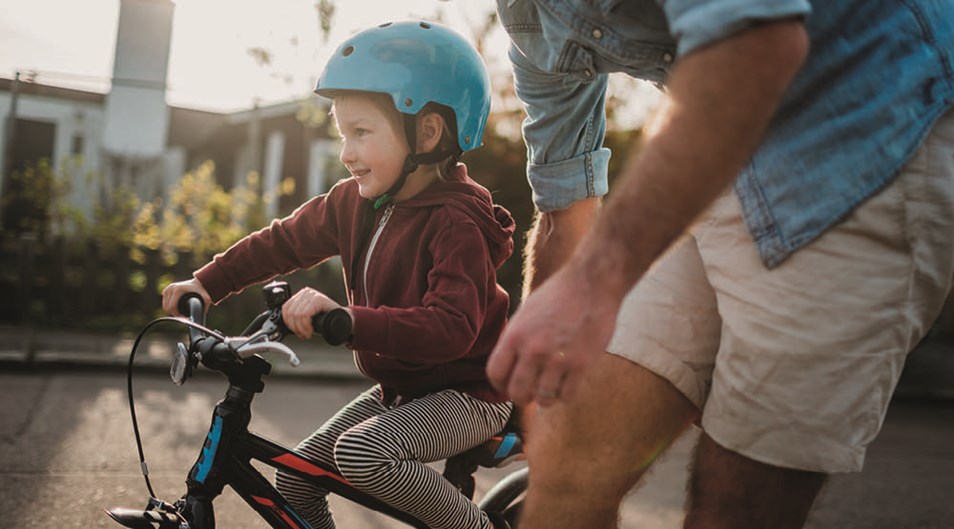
[605,234,723,409]
[697,109,954,473]
[605,108,954,474]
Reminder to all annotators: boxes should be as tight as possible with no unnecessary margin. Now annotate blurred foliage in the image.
[130,161,269,270]
[316,0,336,42]
[1,156,140,252]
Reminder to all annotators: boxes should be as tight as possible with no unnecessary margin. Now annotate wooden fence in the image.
[0,233,345,332]
[1,231,952,338]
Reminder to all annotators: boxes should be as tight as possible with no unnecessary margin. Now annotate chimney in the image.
[101,0,175,158]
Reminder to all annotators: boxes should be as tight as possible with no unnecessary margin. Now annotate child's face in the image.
[334,95,409,200]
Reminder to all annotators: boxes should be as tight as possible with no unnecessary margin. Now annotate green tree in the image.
[130,161,268,271]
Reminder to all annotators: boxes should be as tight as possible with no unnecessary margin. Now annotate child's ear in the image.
[418,112,445,153]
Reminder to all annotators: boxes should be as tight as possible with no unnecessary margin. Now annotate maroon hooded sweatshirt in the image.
[194,164,514,402]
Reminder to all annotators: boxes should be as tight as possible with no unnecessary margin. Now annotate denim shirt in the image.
[498,0,954,268]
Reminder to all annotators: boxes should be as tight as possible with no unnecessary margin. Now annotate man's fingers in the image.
[533,352,567,407]
[558,368,582,402]
[487,340,518,392]
[505,356,542,405]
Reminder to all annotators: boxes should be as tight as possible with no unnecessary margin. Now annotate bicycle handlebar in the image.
[312,308,352,346]
[171,282,351,378]
[178,293,206,346]
[176,289,352,345]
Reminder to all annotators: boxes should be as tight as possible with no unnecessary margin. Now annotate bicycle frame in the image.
[107,283,526,529]
[181,354,430,529]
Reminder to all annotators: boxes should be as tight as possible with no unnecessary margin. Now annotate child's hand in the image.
[162,278,212,316]
[282,287,344,340]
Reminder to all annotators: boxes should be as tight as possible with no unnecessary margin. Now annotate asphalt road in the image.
[1,370,952,528]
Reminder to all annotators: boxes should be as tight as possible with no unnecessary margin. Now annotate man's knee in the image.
[525,354,698,496]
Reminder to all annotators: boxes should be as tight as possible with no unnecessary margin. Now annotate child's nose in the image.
[339,143,355,165]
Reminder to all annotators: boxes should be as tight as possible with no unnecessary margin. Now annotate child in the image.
[161,21,514,529]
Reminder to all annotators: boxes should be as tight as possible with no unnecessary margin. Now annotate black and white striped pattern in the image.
[276,386,512,529]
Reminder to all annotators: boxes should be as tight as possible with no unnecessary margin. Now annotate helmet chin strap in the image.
[353,112,460,291]
[371,114,457,210]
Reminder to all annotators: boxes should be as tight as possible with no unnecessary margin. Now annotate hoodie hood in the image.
[397,164,515,268]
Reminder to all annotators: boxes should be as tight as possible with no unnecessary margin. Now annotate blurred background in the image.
[0,0,664,333]
[0,2,952,528]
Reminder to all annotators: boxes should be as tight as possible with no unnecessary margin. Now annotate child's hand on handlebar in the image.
[282,287,347,340]
[162,278,212,316]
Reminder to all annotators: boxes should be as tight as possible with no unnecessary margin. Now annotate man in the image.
[487,1,954,528]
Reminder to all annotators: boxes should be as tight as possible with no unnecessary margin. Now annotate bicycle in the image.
[105,280,528,529]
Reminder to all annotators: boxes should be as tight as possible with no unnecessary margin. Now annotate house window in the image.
[10,118,55,173]
[71,134,85,156]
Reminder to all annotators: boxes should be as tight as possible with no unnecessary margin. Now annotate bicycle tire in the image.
[478,467,527,527]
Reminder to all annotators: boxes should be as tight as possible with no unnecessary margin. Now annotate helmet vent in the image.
[379,22,392,28]
[419,22,432,29]
[342,46,354,57]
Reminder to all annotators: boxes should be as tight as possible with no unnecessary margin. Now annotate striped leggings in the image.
[275,386,512,529]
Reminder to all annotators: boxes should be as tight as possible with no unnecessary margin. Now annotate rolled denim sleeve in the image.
[509,45,611,212]
[659,0,811,56]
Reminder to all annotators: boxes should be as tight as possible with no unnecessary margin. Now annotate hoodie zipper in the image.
[354,204,394,376]
[363,204,394,305]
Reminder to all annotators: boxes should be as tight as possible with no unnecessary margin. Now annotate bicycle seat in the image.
[443,411,525,500]
[460,424,524,469]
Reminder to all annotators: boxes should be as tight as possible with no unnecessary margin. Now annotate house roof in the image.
[0,77,105,105]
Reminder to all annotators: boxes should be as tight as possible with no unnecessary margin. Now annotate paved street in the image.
[0,371,521,529]
[1,368,952,528]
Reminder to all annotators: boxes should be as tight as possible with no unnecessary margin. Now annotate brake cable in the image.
[125,317,226,498]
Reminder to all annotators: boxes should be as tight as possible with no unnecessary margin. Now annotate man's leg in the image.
[519,352,699,529]
[687,109,954,528]
[684,434,826,529]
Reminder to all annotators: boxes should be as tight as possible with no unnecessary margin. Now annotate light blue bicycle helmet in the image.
[315,20,492,155]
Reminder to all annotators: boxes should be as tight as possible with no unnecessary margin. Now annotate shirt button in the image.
[583,68,593,78]
[663,52,673,63]
[592,28,603,39]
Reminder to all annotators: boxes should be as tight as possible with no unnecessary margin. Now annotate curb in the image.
[0,325,365,382]
[2,327,953,401]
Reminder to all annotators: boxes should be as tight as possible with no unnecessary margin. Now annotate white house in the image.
[0,0,341,228]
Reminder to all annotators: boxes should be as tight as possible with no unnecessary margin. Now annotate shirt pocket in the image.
[499,0,674,83]
[498,0,567,77]
[560,38,673,83]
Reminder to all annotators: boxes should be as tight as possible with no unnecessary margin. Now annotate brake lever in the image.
[230,340,301,366]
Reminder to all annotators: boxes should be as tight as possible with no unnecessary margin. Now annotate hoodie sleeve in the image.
[348,217,498,363]
[195,189,344,303]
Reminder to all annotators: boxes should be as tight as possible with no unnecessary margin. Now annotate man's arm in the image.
[521,198,601,299]
[488,19,809,405]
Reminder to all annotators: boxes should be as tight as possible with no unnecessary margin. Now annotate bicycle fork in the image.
[179,385,256,529]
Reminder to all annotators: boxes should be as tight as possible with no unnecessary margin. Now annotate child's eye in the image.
[355,128,370,137]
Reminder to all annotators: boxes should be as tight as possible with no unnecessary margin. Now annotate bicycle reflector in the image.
[170,342,193,385]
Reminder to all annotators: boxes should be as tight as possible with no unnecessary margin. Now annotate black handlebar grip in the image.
[313,308,352,346]
[178,294,206,345]
[178,293,205,322]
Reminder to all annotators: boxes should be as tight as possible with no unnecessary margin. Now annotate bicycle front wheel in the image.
[478,467,527,527]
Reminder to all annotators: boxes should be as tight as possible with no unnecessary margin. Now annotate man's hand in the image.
[281,287,345,340]
[488,261,621,406]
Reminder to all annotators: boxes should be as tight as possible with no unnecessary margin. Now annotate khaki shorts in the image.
[607,109,954,473]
